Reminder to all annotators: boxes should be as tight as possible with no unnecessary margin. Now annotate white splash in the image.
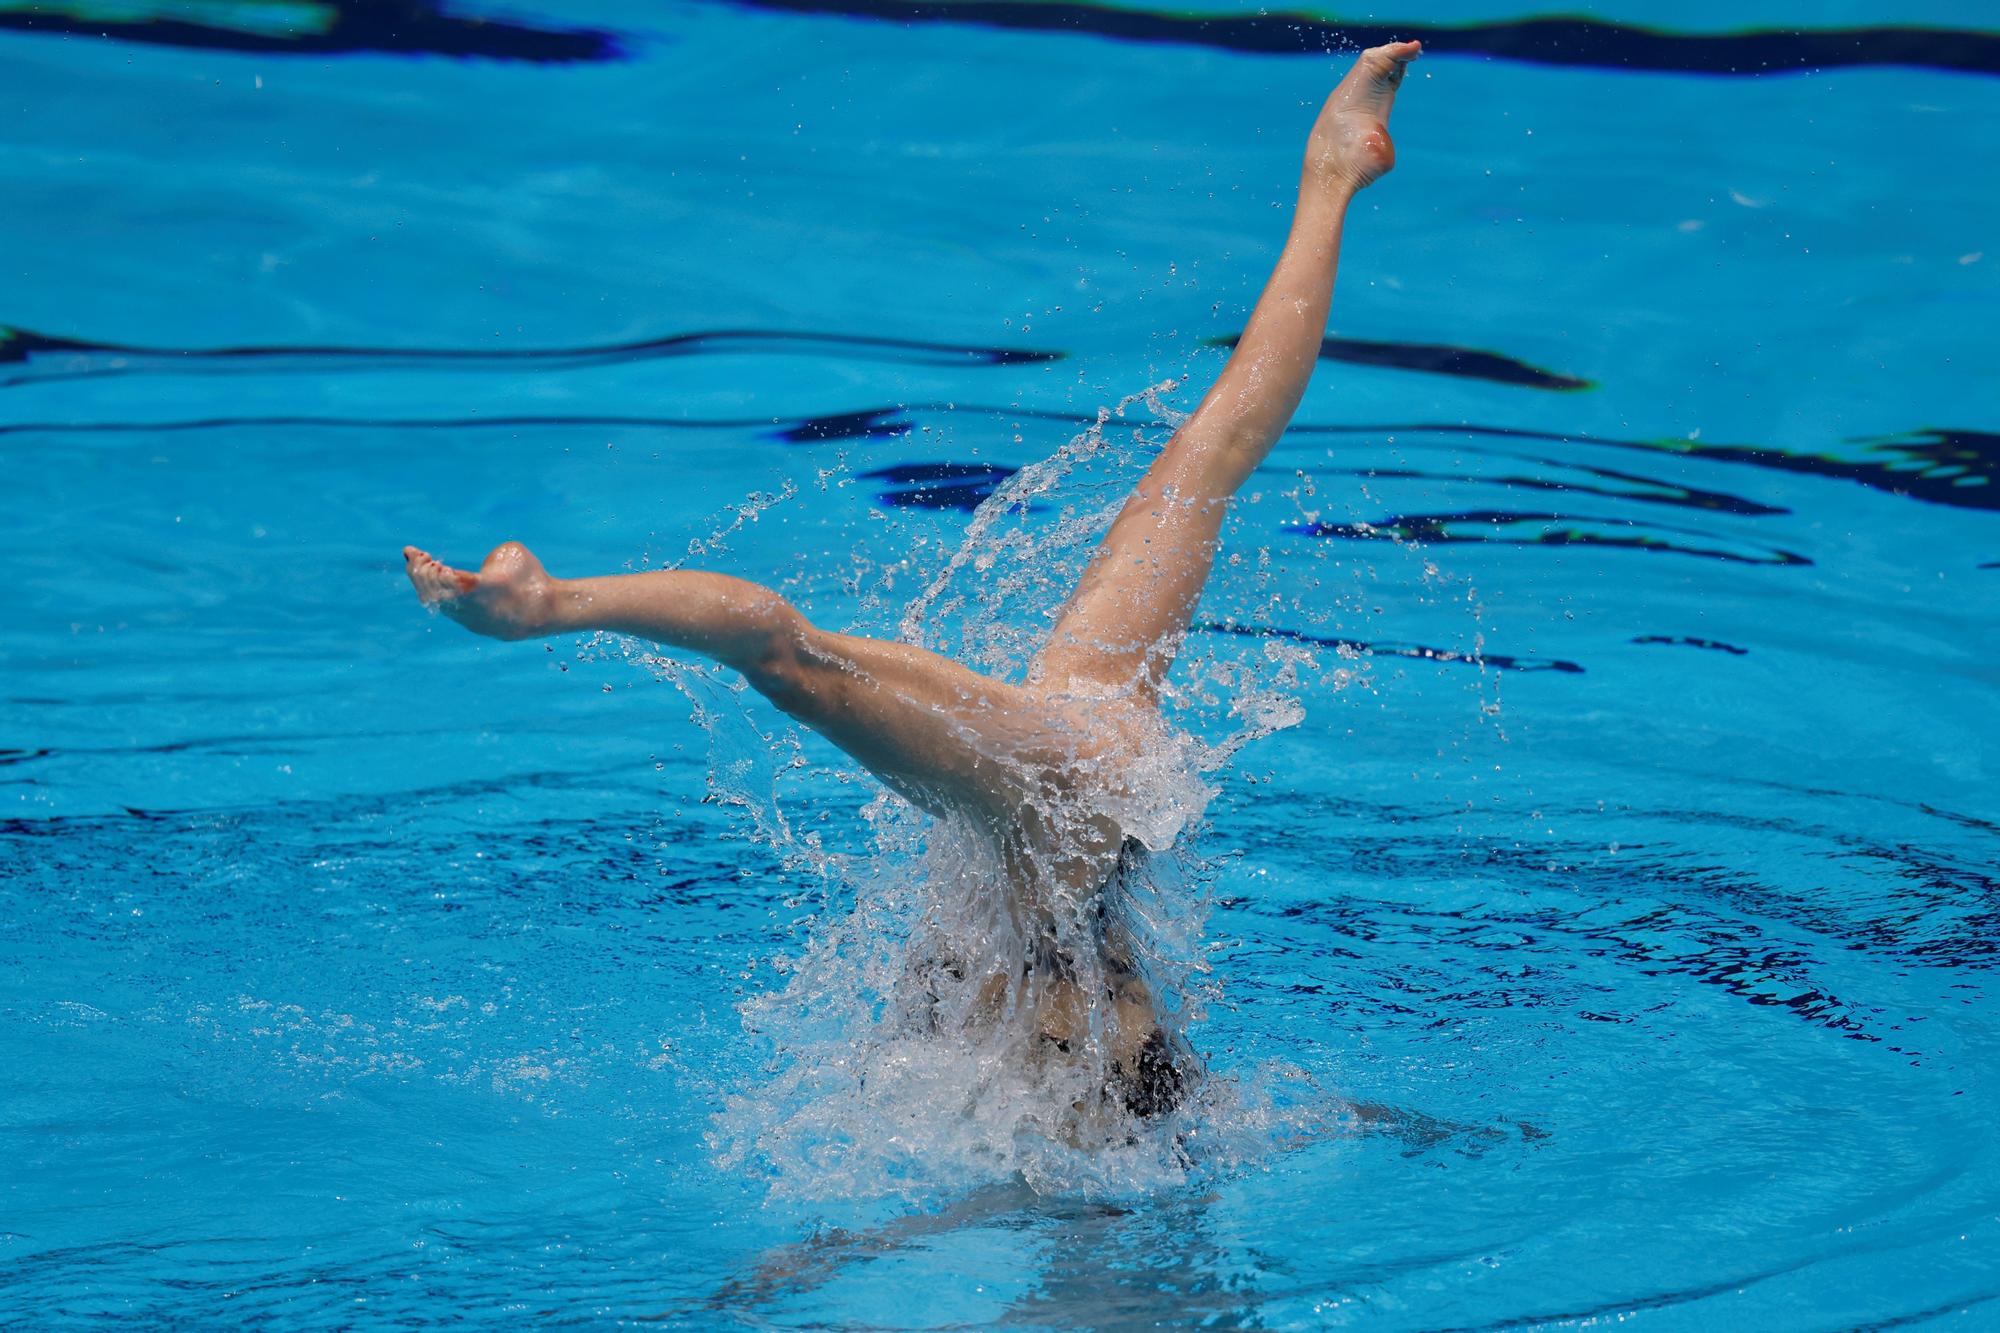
[624,388,1348,1204]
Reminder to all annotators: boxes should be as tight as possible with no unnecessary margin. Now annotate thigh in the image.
[757,629,1079,819]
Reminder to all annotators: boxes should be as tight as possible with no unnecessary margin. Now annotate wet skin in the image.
[406,40,1423,1109]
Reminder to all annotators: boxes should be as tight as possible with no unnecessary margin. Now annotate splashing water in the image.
[606,386,1370,1204]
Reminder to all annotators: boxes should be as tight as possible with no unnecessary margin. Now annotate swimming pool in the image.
[4,0,1997,1326]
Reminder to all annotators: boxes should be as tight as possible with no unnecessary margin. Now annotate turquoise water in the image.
[4,2,1998,1327]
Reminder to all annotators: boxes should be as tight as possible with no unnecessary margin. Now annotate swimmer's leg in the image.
[404,542,1049,816]
[1033,40,1420,704]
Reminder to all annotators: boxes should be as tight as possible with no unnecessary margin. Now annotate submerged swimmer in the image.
[405,42,1421,1125]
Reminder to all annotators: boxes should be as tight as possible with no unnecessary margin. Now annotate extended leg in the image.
[404,542,1060,818]
[1033,41,1420,703]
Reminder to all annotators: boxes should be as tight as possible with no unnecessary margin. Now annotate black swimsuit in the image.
[1099,838,1191,1119]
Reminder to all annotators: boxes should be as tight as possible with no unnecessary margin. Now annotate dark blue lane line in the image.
[723,1,2000,77]
[1633,635,1749,655]
[858,417,2000,518]
[1196,618,1584,673]
[1289,509,1814,567]
[862,461,1017,508]
[790,412,2000,517]
[0,412,791,436]
[5,403,1991,519]
[2,319,1578,398]
[820,412,2000,516]
[783,408,925,442]
[861,457,1783,517]
[5,325,1579,393]
[1845,1290,2000,1333]
[1208,335,1592,391]
[0,764,649,835]
[1351,463,1786,517]
[0,0,623,62]
[18,0,1994,74]
[0,326,1059,391]
[1288,422,2000,516]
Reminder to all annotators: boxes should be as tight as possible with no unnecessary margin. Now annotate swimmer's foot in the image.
[403,541,558,641]
[1308,39,1421,193]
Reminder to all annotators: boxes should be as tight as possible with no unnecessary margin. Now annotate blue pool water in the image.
[5,1,1998,1326]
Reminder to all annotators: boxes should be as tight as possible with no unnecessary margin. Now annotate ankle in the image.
[1300,176,1357,212]
[532,577,575,634]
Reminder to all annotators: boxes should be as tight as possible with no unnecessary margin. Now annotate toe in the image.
[1360,40,1420,82]
[404,547,476,605]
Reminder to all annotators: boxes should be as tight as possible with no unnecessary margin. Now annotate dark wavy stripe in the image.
[0,409,919,442]
[1256,802,1999,1027]
[1209,334,1589,391]
[835,414,2000,517]
[6,400,1987,522]
[1920,804,2000,839]
[1292,509,1812,567]
[1350,461,1784,517]
[0,325,1059,390]
[0,412,783,438]
[0,729,420,771]
[869,411,2000,517]
[1294,422,2000,515]
[0,762,640,836]
[1614,803,2000,971]
[876,480,994,510]
[1196,619,1583,674]
[1846,1290,2000,1333]
[1263,877,1887,1041]
[1672,428,1998,514]
[864,462,1007,484]
[783,408,924,442]
[864,452,1782,518]
[1633,635,1749,655]
[723,1,2000,76]
[864,460,1012,508]
[0,0,622,62]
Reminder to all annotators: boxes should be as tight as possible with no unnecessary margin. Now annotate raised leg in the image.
[1032,40,1420,703]
[404,542,1062,818]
